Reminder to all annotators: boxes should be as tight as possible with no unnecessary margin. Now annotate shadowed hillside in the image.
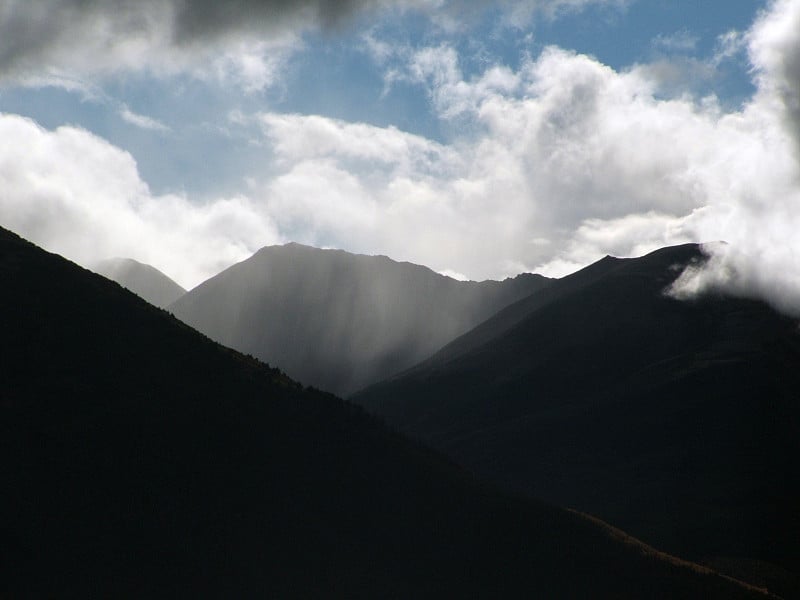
[93,257,186,308]
[355,244,800,598]
[169,242,551,395]
[0,227,773,598]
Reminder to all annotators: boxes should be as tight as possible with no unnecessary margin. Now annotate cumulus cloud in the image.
[748,0,800,156]
[0,113,280,288]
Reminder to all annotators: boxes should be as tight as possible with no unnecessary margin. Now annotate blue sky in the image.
[1,0,799,315]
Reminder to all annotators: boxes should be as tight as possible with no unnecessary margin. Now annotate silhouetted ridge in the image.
[0,226,772,598]
[170,242,553,395]
[355,243,800,598]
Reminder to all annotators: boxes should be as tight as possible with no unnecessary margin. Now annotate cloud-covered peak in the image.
[665,0,800,315]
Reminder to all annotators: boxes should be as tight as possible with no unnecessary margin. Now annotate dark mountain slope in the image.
[93,256,186,307]
[169,242,551,395]
[0,228,771,598]
[422,252,627,368]
[355,244,800,597]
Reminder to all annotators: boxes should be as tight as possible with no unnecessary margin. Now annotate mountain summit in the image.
[169,242,551,395]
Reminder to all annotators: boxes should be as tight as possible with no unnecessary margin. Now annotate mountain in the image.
[355,244,800,597]
[0,226,775,599]
[93,257,186,308]
[169,242,551,395]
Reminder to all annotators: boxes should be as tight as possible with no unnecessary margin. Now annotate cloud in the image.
[748,0,800,156]
[651,29,699,53]
[0,0,629,89]
[119,105,171,132]
[711,29,747,66]
[0,0,303,91]
[668,235,800,318]
[666,0,800,315]
[407,45,523,118]
[0,112,280,288]
[239,47,717,281]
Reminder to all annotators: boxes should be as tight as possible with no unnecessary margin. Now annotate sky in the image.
[1,0,799,315]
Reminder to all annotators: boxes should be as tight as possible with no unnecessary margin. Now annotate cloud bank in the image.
[0,0,799,317]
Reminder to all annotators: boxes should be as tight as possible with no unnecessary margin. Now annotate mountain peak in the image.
[170,244,553,395]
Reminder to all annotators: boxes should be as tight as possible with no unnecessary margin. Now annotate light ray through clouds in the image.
[0,0,798,317]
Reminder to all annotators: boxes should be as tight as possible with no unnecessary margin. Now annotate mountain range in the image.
[354,243,800,597]
[104,241,798,596]
[1,226,774,598]
[93,257,186,308]
[169,242,551,396]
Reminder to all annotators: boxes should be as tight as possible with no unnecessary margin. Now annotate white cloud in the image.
[198,35,302,93]
[119,105,171,132]
[652,29,699,53]
[0,113,280,288]
[667,0,800,315]
[747,0,800,154]
[407,45,523,118]
[712,29,747,66]
[232,47,713,281]
[258,113,454,168]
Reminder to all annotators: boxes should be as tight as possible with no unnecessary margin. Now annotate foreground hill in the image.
[93,257,186,308]
[170,242,551,395]
[355,244,800,597]
[0,228,771,598]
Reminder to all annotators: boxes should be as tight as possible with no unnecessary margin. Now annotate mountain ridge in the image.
[354,243,800,597]
[380,251,633,380]
[0,225,772,598]
[170,242,552,395]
